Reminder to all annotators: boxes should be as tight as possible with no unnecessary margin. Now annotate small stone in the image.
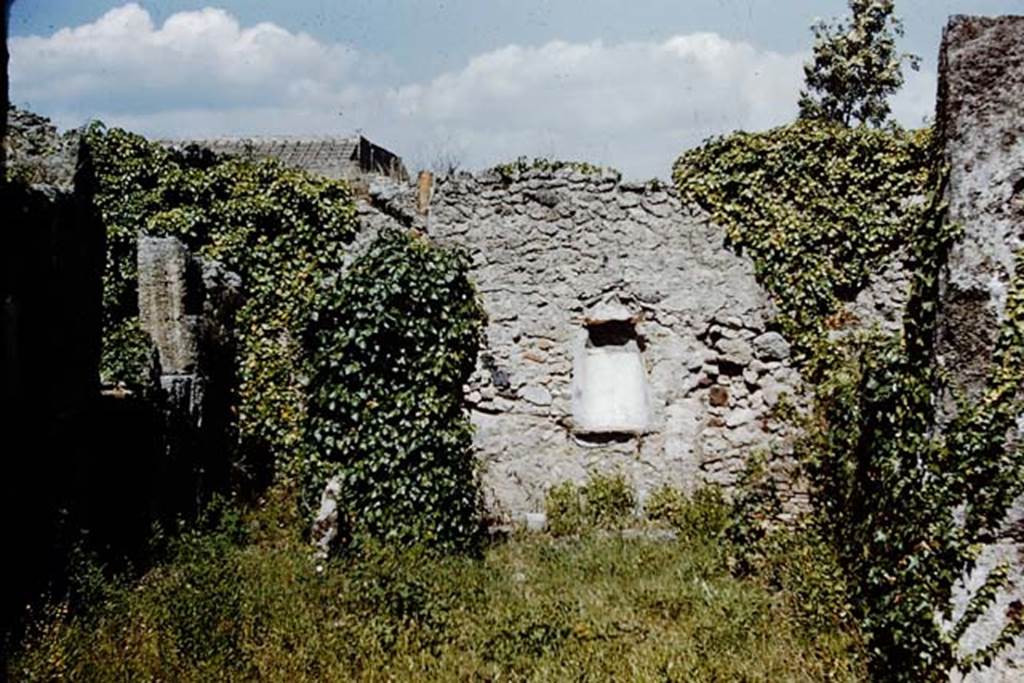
[715,337,754,366]
[762,382,788,407]
[753,332,791,361]
[524,512,547,532]
[311,476,347,560]
[726,409,756,428]
[522,350,547,363]
[527,189,561,207]
[520,385,552,406]
[617,193,640,208]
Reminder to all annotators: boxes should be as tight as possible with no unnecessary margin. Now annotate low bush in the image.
[644,484,731,541]
[304,228,486,549]
[544,472,636,536]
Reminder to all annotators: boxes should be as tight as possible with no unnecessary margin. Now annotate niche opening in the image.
[572,314,651,437]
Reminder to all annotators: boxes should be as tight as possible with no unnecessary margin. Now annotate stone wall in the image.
[407,163,921,522]
[937,15,1024,405]
[421,167,910,521]
[1,141,107,632]
[937,16,1024,683]
[137,235,243,498]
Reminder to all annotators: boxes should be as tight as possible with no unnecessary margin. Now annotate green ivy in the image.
[86,124,359,480]
[674,121,1024,680]
[492,157,612,181]
[304,228,486,550]
[673,120,931,360]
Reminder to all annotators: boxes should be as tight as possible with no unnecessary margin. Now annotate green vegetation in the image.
[675,119,1024,680]
[674,120,931,359]
[88,126,360,480]
[86,129,485,545]
[645,485,731,543]
[544,472,637,535]
[799,0,920,127]
[10,490,866,682]
[305,228,486,548]
[491,156,612,181]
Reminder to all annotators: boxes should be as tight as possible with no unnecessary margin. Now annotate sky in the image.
[8,1,1023,178]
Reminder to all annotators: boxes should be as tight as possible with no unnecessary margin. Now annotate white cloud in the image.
[9,3,938,178]
[10,3,359,113]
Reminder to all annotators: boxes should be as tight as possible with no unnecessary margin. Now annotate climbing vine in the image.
[674,120,931,360]
[86,125,359,480]
[674,121,1024,680]
[304,228,486,549]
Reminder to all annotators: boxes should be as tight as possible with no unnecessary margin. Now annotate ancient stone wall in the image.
[137,235,243,496]
[937,16,1024,683]
[937,15,1024,404]
[424,169,792,519]
[409,165,919,522]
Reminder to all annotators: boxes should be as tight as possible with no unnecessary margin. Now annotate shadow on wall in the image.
[1,108,242,654]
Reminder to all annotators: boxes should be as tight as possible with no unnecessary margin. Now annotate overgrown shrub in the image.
[544,482,585,537]
[304,228,486,550]
[644,484,730,541]
[674,120,931,359]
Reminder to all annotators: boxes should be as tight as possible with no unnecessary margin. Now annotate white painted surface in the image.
[573,340,651,433]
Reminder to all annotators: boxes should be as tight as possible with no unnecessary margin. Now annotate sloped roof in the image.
[161,135,405,181]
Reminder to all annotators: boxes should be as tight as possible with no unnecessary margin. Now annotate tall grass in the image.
[10,488,866,681]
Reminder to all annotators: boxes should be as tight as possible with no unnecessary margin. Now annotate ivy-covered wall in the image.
[935,15,1024,680]
[87,126,360,484]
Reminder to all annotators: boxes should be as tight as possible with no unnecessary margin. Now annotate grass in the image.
[9,487,867,682]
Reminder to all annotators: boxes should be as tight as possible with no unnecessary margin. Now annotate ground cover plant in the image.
[10,487,867,682]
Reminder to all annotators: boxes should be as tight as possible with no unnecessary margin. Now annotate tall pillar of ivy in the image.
[305,228,486,550]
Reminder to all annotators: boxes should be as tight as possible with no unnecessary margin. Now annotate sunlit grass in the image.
[10,490,866,681]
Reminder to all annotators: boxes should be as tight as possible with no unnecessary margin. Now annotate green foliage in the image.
[86,125,360,479]
[724,451,785,568]
[674,120,931,358]
[304,228,486,549]
[544,473,636,536]
[11,495,866,681]
[544,482,585,537]
[98,318,158,394]
[644,484,731,542]
[799,0,920,127]
[492,156,612,181]
[790,149,1024,678]
[674,117,1023,679]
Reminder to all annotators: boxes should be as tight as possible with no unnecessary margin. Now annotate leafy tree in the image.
[799,0,920,127]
